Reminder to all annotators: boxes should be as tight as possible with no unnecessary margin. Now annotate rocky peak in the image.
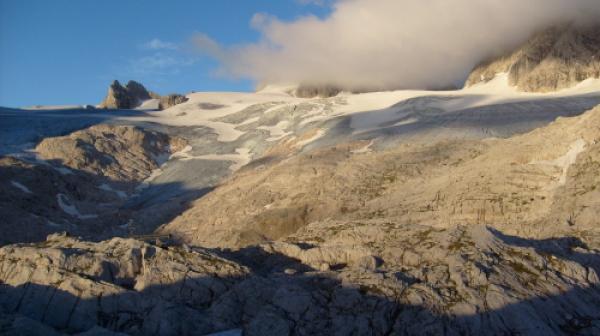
[466,23,600,92]
[99,80,188,110]
[98,80,152,109]
[124,80,152,102]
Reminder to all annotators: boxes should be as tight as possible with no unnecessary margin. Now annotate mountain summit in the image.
[466,23,600,92]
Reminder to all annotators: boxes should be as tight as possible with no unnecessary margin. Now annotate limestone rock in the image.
[163,104,600,248]
[158,94,189,110]
[293,85,342,98]
[466,23,600,92]
[2,225,600,335]
[99,80,153,109]
[35,124,186,182]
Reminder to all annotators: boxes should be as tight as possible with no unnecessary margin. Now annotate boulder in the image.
[158,94,189,110]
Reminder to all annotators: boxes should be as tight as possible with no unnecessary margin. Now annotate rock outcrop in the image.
[0,125,187,245]
[466,23,600,92]
[158,94,189,110]
[99,80,188,110]
[36,124,186,182]
[2,225,600,335]
[99,80,153,109]
[293,85,342,98]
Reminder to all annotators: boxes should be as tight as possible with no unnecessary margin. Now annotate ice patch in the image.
[182,147,252,171]
[258,120,292,142]
[199,121,245,142]
[11,181,32,194]
[56,193,98,220]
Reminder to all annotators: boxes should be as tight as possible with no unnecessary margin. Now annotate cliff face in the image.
[466,24,600,92]
[98,80,153,109]
[98,80,187,110]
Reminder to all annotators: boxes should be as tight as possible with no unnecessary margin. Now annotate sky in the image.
[1,1,598,108]
[0,0,332,107]
[197,0,600,93]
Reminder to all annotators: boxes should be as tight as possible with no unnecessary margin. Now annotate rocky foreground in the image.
[1,224,600,335]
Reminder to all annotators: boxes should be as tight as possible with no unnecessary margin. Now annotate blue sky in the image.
[0,0,332,107]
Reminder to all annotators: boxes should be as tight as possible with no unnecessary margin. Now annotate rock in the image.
[35,124,186,182]
[159,94,189,110]
[99,80,154,109]
[319,262,330,271]
[466,23,600,92]
[124,80,152,102]
[98,79,188,110]
[99,80,130,109]
[293,85,341,98]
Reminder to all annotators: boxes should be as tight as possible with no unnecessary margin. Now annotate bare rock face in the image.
[0,156,118,245]
[2,225,600,335]
[99,80,153,109]
[35,125,186,182]
[466,24,600,92]
[158,94,189,110]
[1,125,187,245]
[0,234,249,335]
[293,85,342,98]
[98,80,189,110]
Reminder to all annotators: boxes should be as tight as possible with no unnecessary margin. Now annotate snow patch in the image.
[98,183,127,199]
[199,121,245,142]
[55,167,73,175]
[56,193,98,220]
[294,129,326,149]
[531,139,586,186]
[11,181,32,194]
[351,140,375,154]
[258,120,292,141]
[46,220,62,228]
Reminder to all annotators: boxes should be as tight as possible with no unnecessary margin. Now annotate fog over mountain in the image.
[195,0,600,91]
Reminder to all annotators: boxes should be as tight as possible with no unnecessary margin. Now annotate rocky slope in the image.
[161,104,600,248]
[36,124,186,183]
[0,125,186,245]
[2,224,600,335]
[466,23,600,92]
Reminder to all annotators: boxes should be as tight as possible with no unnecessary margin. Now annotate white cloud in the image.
[296,0,331,6]
[129,52,195,75]
[195,0,600,91]
[142,38,179,51]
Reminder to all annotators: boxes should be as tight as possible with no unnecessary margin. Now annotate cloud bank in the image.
[196,0,600,91]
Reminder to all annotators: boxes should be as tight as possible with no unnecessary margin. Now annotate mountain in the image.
[98,80,189,110]
[466,23,600,92]
[2,25,600,335]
